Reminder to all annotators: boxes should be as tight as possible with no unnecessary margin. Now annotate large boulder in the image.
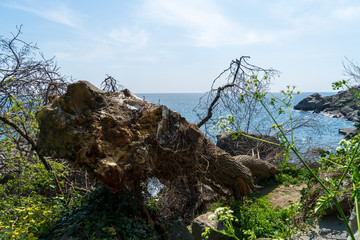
[36,81,254,199]
[294,93,326,111]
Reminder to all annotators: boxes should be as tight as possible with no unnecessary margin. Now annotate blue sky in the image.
[1,0,360,93]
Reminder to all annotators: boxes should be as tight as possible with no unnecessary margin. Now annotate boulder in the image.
[347,203,360,240]
[36,81,254,199]
[294,93,326,111]
[339,128,359,140]
[191,212,233,240]
[162,220,194,240]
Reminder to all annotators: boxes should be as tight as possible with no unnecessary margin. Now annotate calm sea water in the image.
[136,92,354,151]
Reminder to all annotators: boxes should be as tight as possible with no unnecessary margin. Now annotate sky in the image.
[1,0,360,93]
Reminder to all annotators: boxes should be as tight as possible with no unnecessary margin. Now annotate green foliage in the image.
[274,164,309,187]
[202,207,239,240]
[40,185,160,240]
[209,77,360,239]
[0,153,82,240]
[0,96,83,239]
[203,195,298,239]
[232,195,297,239]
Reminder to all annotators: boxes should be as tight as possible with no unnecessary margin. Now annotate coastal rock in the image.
[36,81,254,199]
[294,87,360,122]
[294,93,326,111]
[339,128,359,140]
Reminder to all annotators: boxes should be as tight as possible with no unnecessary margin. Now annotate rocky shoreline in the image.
[294,87,360,122]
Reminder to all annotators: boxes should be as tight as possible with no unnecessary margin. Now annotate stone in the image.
[294,93,326,111]
[162,220,194,240]
[339,128,359,140]
[191,212,233,240]
[347,203,360,240]
[294,87,360,122]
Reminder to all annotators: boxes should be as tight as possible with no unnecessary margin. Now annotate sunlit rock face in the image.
[37,81,254,198]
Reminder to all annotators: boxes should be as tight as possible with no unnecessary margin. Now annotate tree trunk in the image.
[36,81,254,199]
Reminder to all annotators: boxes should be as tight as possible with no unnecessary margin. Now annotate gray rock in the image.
[347,203,360,240]
[162,220,194,240]
[191,212,233,240]
[294,93,326,111]
[339,128,359,140]
[294,87,360,122]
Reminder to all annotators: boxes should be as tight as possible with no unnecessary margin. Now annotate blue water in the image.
[136,92,354,151]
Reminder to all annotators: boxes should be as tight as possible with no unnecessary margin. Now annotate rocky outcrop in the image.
[294,87,360,122]
[36,81,254,199]
[294,93,326,111]
[339,128,359,140]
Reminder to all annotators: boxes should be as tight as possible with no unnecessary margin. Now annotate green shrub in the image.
[40,185,160,240]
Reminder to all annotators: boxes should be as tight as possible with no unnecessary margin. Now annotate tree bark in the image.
[36,81,254,199]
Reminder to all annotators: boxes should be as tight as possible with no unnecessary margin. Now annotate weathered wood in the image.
[36,81,254,199]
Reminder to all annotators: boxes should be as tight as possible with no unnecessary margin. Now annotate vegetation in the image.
[40,185,160,240]
[204,75,360,239]
[1,27,360,240]
[203,193,300,240]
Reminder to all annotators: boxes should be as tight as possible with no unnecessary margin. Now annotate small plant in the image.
[202,195,298,239]
[202,207,239,240]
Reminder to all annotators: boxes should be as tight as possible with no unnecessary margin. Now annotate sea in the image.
[136,92,355,152]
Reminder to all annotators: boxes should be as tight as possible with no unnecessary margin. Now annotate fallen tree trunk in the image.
[36,81,254,199]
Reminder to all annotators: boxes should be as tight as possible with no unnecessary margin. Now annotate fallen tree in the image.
[36,81,255,203]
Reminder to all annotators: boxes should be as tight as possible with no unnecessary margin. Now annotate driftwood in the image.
[36,81,254,200]
[234,155,280,181]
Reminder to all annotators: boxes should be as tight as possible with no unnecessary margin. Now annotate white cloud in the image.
[141,0,276,47]
[3,1,81,28]
[108,28,149,50]
[268,1,360,35]
[333,6,360,21]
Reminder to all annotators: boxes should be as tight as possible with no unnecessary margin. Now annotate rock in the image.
[191,212,233,240]
[347,203,360,240]
[36,81,254,199]
[339,128,359,140]
[294,93,326,111]
[294,87,360,122]
[162,220,194,240]
[216,132,284,162]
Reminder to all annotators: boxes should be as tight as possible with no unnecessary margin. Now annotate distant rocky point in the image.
[294,87,360,122]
